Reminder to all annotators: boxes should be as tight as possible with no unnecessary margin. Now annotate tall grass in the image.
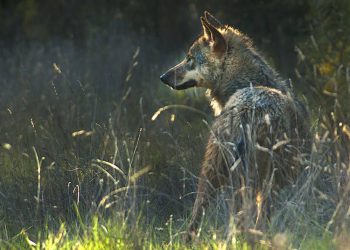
[0,23,349,249]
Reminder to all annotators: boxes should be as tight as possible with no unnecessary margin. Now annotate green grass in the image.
[1,13,350,249]
[1,214,336,249]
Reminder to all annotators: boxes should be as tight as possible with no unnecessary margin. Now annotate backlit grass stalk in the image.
[33,146,42,219]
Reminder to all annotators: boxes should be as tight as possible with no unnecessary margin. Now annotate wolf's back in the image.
[210,86,310,189]
[160,12,311,238]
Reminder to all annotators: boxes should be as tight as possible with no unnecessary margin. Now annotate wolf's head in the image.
[160,12,282,112]
[160,12,254,90]
[160,12,227,90]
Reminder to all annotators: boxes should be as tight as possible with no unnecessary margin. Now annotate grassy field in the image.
[1,15,350,250]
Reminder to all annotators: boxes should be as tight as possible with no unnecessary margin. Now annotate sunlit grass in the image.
[1,13,350,249]
[1,215,336,249]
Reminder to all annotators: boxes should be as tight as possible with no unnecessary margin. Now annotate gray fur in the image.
[160,12,310,241]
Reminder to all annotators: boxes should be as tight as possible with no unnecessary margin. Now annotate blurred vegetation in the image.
[0,0,349,248]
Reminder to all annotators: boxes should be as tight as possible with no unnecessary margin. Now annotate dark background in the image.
[0,0,349,239]
[0,0,309,75]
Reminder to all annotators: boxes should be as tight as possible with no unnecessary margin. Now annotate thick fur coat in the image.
[160,11,310,240]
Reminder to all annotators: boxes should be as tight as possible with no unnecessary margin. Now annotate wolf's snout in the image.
[160,73,168,84]
[160,71,173,87]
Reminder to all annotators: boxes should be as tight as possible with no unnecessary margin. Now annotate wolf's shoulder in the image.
[223,86,298,115]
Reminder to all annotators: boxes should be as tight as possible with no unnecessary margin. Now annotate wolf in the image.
[160,11,310,240]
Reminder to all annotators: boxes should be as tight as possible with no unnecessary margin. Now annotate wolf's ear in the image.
[204,11,223,28]
[200,17,226,56]
[201,16,212,39]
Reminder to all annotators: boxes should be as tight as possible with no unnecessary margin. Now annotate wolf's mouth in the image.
[160,73,197,90]
[173,80,197,90]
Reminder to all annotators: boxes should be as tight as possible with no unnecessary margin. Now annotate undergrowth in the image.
[1,4,350,248]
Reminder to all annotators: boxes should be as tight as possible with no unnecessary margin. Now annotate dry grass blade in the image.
[129,165,152,184]
[151,104,207,121]
[97,187,129,209]
[93,159,127,180]
[92,163,118,185]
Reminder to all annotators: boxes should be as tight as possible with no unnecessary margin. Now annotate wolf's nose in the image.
[160,71,173,88]
[160,73,166,83]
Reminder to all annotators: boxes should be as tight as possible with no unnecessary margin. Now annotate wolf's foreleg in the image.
[186,138,227,240]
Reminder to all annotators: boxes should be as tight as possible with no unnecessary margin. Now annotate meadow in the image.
[1,1,350,249]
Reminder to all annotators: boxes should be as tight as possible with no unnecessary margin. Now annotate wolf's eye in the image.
[186,55,195,69]
[186,55,193,63]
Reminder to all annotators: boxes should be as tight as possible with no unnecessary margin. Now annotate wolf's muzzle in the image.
[160,72,197,90]
[160,73,172,87]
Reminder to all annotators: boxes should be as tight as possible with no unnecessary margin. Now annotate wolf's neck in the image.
[207,60,287,116]
[207,82,249,116]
